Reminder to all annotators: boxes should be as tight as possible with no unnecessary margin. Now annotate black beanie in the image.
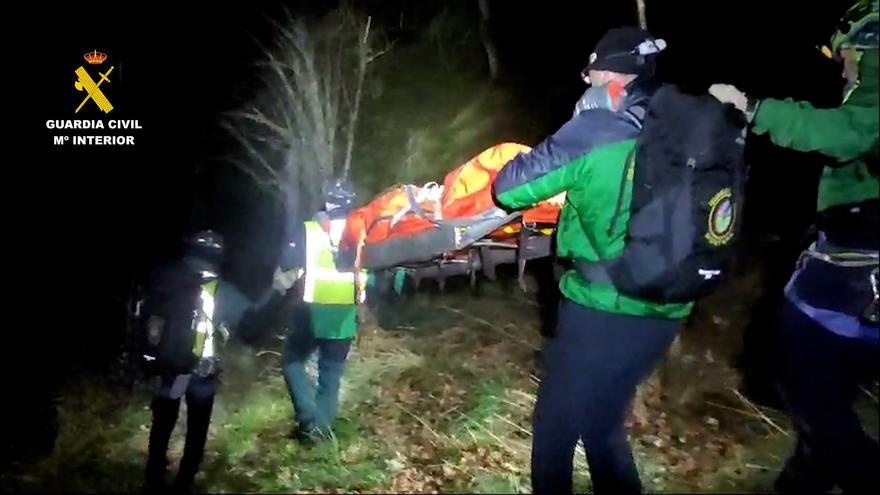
[587,26,661,76]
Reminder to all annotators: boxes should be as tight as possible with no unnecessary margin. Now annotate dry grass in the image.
[10,275,878,493]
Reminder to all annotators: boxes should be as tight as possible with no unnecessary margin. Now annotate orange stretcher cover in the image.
[341,142,560,260]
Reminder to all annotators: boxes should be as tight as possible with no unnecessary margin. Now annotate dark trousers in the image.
[146,373,216,487]
[281,324,352,433]
[531,300,680,494]
[738,243,805,408]
[774,300,879,494]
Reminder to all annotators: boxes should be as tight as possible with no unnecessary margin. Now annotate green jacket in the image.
[496,139,693,320]
[752,48,879,212]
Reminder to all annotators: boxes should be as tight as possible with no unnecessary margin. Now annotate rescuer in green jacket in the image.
[710,2,879,491]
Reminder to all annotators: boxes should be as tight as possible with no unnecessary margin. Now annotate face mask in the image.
[573,80,627,116]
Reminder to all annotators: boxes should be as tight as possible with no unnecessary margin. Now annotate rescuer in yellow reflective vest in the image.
[143,230,230,492]
[273,181,368,442]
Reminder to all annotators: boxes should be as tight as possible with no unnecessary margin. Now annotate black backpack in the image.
[577,84,748,303]
[139,261,204,375]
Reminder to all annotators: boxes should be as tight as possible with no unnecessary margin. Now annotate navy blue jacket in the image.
[494,78,659,198]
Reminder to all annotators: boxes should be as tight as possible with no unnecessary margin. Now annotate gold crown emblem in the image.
[84,50,107,64]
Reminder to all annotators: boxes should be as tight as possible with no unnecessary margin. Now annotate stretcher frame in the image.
[372,220,556,293]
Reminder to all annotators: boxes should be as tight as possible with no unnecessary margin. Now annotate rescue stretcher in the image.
[341,143,561,291]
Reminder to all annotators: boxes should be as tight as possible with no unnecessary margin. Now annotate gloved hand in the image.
[709,84,748,113]
[146,315,165,346]
[273,266,302,294]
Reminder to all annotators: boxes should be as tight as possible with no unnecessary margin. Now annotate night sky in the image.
[16,0,851,430]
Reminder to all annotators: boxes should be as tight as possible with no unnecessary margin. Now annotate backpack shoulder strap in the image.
[575,148,636,286]
[622,105,646,130]
[607,149,637,237]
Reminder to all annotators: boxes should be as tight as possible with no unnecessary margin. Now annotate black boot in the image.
[774,438,835,494]
[145,396,181,490]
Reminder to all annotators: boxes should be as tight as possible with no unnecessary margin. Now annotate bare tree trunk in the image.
[477,0,500,81]
[341,17,371,182]
[225,7,392,218]
[636,0,647,29]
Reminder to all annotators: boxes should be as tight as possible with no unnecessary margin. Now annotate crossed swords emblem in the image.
[74,65,114,113]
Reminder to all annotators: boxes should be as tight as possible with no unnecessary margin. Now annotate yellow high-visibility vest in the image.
[192,279,218,359]
[303,219,367,305]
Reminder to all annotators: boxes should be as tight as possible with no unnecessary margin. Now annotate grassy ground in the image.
[3,268,878,493]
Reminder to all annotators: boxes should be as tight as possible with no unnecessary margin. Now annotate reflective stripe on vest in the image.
[192,279,218,359]
[303,220,368,305]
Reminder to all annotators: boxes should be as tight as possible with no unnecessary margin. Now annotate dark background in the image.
[11,0,849,462]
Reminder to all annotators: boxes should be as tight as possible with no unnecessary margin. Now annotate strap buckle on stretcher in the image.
[389,182,445,228]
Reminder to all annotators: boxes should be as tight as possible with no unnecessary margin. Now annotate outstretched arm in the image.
[493,110,639,208]
[710,83,878,162]
[751,98,877,162]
